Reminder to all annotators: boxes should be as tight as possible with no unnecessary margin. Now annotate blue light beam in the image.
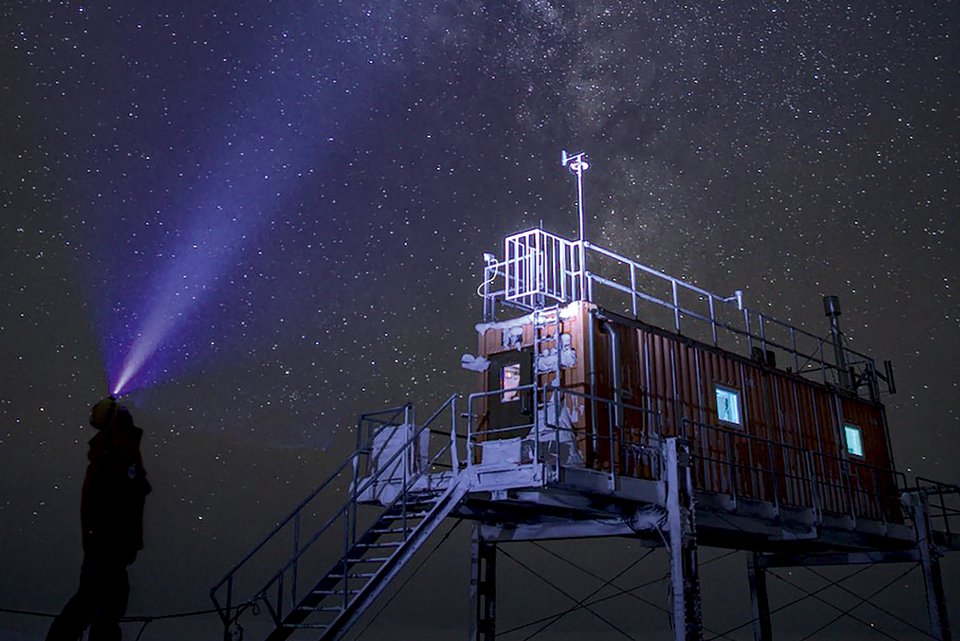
[110,207,252,395]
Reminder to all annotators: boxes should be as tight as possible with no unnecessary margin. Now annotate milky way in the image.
[2,2,958,639]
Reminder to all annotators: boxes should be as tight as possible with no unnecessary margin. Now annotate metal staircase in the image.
[211,397,466,641]
[265,484,465,640]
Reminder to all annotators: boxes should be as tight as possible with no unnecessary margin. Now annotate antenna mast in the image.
[562,150,590,299]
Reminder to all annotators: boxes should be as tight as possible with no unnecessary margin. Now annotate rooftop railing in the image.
[481,228,886,396]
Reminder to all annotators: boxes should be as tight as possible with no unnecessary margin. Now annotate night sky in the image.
[2,1,958,640]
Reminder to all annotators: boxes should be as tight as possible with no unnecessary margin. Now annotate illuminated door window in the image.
[501,363,521,402]
[844,424,864,457]
[715,386,742,426]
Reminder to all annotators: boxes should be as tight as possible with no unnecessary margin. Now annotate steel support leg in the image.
[905,492,952,641]
[471,525,497,641]
[665,437,703,641]
[747,552,773,641]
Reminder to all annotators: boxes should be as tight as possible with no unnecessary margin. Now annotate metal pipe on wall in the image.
[588,309,599,457]
[600,318,623,479]
[599,318,623,430]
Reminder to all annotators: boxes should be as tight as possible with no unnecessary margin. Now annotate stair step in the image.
[400,503,439,510]
[283,622,329,629]
[397,505,437,512]
[369,527,413,535]
[297,605,346,613]
[330,572,377,579]
[404,493,442,501]
[351,556,391,563]
[355,541,403,549]
[401,495,441,503]
[382,511,431,520]
[311,588,361,596]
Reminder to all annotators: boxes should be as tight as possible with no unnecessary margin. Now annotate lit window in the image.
[715,386,742,426]
[501,363,521,402]
[844,424,864,457]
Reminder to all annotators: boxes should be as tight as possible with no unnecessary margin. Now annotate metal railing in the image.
[679,417,906,524]
[481,229,881,394]
[912,477,960,537]
[464,380,904,525]
[465,384,665,487]
[504,229,581,308]
[210,397,462,638]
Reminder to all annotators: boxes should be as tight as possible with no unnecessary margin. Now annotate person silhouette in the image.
[46,396,151,641]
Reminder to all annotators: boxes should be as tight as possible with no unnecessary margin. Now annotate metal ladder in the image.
[211,397,465,641]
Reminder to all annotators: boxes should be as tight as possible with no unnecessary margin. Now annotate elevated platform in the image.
[453,461,918,552]
[211,397,958,641]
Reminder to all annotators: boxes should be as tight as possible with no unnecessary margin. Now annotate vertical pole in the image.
[560,239,568,301]
[906,492,952,641]
[535,228,543,300]
[483,262,493,322]
[665,437,703,641]
[342,511,350,610]
[402,406,411,536]
[708,296,717,346]
[790,327,799,373]
[807,451,822,521]
[576,164,586,302]
[563,153,589,301]
[823,296,852,391]
[471,525,497,641]
[351,416,363,547]
[725,431,737,501]
[747,553,773,641]
[292,512,300,608]
[223,579,234,641]
[533,311,541,470]
[672,280,681,333]
[450,396,459,477]
[831,394,856,520]
[588,309,599,461]
[759,314,767,354]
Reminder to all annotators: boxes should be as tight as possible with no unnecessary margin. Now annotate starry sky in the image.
[1,1,958,640]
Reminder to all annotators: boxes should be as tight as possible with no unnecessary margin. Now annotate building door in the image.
[487,350,534,438]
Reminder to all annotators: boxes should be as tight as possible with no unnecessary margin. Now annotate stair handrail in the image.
[289,396,463,632]
[250,394,460,629]
[209,404,409,625]
[210,396,460,633]
[911,477,960,537]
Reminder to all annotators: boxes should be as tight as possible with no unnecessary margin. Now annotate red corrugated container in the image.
[475,302,901,524]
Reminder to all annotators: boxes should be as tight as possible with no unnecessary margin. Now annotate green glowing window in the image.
[715,385,742,426]
[844,424,864,458]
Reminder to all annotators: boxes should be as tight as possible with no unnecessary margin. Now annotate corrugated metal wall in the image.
[588,312,900,523]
